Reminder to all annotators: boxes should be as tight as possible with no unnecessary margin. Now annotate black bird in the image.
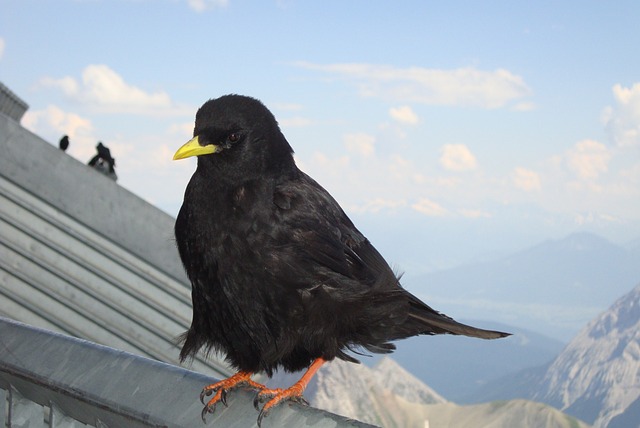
[173,95,509,424]
[59,135,69,151]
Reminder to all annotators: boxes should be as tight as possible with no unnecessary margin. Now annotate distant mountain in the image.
[413,400,589,428]
[608,395,640,428]
[266,234,640,426]
[624,236,640,253]
[529,283,640,427]
[270,357,590,427]
[312,357,446,426]
[404,232,640,341]
[462,360,552,405]
[469,283,640,427]
[383,321,564,402]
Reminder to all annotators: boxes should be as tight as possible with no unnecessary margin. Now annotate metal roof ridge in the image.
[0,316,376,427]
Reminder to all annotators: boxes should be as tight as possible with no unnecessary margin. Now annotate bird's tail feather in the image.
[406,294,510,339]
[409,309,510,339]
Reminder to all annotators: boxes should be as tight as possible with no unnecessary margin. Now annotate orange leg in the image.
[256,358,326,426]
[200,370,266,421]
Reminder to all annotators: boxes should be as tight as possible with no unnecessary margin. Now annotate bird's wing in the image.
[272,173,511,341]
[271,172,394,291]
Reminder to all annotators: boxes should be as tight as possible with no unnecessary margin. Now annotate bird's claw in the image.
[253,387,310,426]
[292,395,309,406]
[257,407,269,427]
[255,396,309,427]
[200,386,229,406]
[201,402,215,423]
[253,393,262,410]
[253,388,282,410]
[199,386,230,422]
[220,389,229,406]
[199,387,213,404]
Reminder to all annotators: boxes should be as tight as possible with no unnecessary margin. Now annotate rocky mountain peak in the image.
[533,283,640,427]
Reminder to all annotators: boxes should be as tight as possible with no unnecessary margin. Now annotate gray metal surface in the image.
[0,317,374,428]
[0,82,29,122]
[0,91,376,427]
[0,112,187,282]
[0,111,230,378]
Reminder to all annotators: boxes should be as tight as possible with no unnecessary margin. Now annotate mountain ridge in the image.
[384,321,564,402]
[531,283,640,427]
[404,232,640,341]
[462,282,640,427]
[269,357,591,428]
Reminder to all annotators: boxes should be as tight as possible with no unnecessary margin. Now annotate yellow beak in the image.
[173,136,219,160]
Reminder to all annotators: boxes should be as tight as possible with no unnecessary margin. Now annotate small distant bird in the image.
[59,135,69,151]
[174,95,509,425]
[88,142,118,181]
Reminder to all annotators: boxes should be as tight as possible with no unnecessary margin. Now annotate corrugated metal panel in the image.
[1,177,188,362]
[0,82,29,122]
[0,317,374,427]
[0,99,376,427]
[0,111,230,378]
[0,112,188,282]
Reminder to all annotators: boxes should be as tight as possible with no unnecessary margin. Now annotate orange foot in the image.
[200,371,266,421]
[255,358,326,427]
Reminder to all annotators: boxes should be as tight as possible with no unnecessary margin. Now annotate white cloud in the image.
[187,0,228,12]
[344,132,375,157]
[273,103,304,111]
[412,197,448,217]
[22,105,96,159]
[389,105,419,124]
[459,209,492,218]
[268,103,311,128]
[573,212,621,226]
[566,139,611,180]
[513,101,536,111]
[603,82,640,148]
[298,141,500,220]
[439,144,478,172]
[38,64,189,116]
[310,151,350,170]
[300,145,434,216]
[388,154,427,184]
[279,117,313,128]
[168,121,195,138]
[350,198,407,214]
[109,133,196,215]
[512,167,541,191]
[146,144,181,169]
[458,209,493,218]
[0,37,5,60]
[294,62,532,109]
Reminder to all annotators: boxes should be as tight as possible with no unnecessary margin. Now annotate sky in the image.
[2,1,640,337]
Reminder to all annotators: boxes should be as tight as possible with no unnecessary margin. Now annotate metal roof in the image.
[0,89,376,427]
[0,111,228,378]
[0,316,373,427]
[0,82,29,122]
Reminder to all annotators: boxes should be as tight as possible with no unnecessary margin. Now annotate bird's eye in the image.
[220,132,243,149]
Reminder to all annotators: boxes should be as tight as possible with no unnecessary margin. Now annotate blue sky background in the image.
[2,1,639,337]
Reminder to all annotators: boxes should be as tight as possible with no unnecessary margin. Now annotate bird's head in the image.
[173,94,296,180]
